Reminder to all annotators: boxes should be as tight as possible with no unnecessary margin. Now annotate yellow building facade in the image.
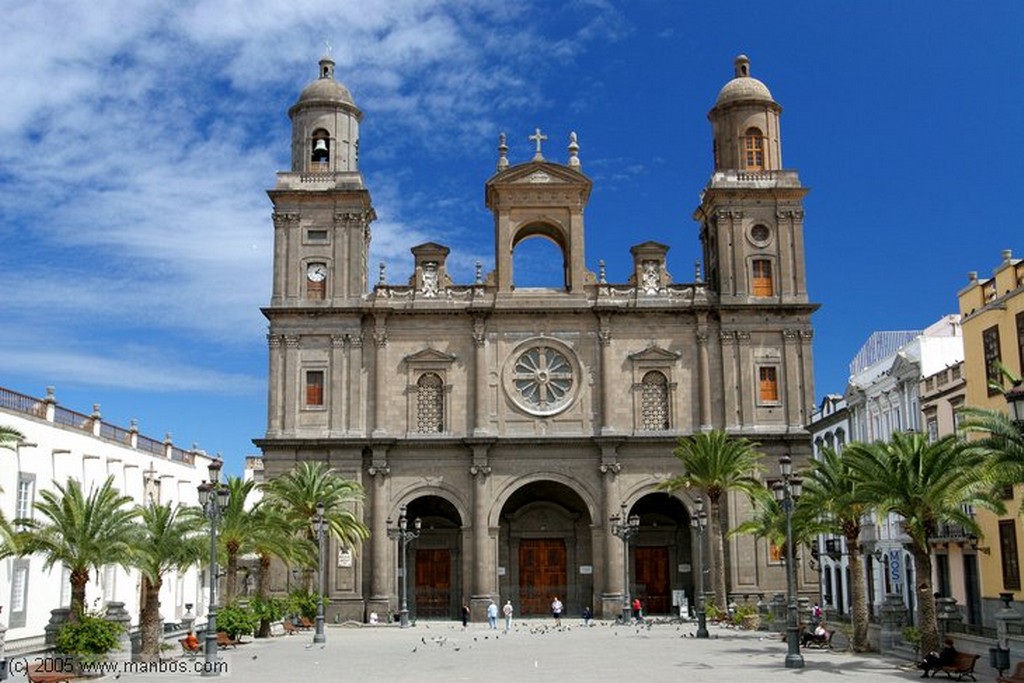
[957,249,1024,622]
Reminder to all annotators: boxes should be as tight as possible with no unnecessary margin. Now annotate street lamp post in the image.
[312,501,327,644]
[773,454,804,669]
[197,459,230,677]
[386,506,421,628]
[1006,380,1024,425]
[610,503,640,624]
[690,498,709,638]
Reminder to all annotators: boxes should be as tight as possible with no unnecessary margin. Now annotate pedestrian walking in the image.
[487,599,498,629]
[461,602,470,628]
[582,606,593,626]
[632,597,643,622]
[502,600,513,632]
[552,596,563,626]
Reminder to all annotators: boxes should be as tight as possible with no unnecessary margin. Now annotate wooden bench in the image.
[281,619,298,635]
[216,631,243,648]
[297,616,314,630]
[26,663,74,683]
[997,660,1024,683]
[936,652,980,681]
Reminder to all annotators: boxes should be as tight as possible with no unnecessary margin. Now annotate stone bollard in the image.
[770,593,786,633]
[935,596,962,638]
[993,592,1021,675]
[104,602,132,664]
[878,592,907,653]
[44,608,72,648]
[181,603,195,634]
[798,596,811,628]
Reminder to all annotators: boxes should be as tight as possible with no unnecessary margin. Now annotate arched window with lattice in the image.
[744,127,765,170]
[416,372,444,433]
[640,371,670,431]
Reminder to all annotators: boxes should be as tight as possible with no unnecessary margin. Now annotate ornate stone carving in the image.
[641,260,660,295]
[420,261,439,298]
[367,464,390,477]
[599,462,621,475]
[469,464,492,477]
[272,212,300,228]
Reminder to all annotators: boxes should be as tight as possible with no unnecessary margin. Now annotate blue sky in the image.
[1,1,1021,475]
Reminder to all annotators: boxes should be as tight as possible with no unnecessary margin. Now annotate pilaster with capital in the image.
[470,453,492,598]
[368,458,391,598]
[267,334,284,434]
[472,316,488,435]
[372,316,388,436]
[599,448,624,609]
[696,314,712,430]
[283,335,299,433]
[271,212,299,302]
[330,335,346,435]
[348,334,364,434]
[597,314,613,434]
[735,331,751,428]
[720,331,740,429]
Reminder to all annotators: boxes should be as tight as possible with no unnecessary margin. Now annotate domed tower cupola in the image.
[287,53,363,174]
[708,55,783,172]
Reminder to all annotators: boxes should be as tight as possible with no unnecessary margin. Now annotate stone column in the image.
[104,601,132,664]
[282,335,299,434]
[696,320,712,431]
[782,329,801,429]
[348,334,363,434]
[470,452,492,622]
[372,317,387,437]
[330,335,346,436]
[367,458,391,619]
[266,335,283,435]
[879,592,907,652]
[598,314,613,435]
[720,331,739,429]
[600,452,623,620]
[472,317,488,436]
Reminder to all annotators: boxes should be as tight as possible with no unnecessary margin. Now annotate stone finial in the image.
[598,259,606,284]
[695,260,703,283]
[1003,249,1013,263]
[475,260,483,285]
[568,131,580,168]
[967,271,978,282]
[91,404,102,419]
[378,262,387,285]
[497,133,509,171]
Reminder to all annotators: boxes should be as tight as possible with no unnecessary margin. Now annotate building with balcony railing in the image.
[0,384,216,653]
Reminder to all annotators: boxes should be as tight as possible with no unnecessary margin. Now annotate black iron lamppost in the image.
[773,454,804,669]
[1006,380,1024,425]
[312,501,327,644]
[197,459,230,677]
[690,497,709,638]
[387,505,421,628]
[610,503,640,623]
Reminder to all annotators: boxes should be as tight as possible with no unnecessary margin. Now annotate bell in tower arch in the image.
[312,136,330,164]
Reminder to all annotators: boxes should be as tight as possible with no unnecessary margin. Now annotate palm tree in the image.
[261,462,370,554]
[799,446,873,652]
[0,426,26,556]
[249,503,315,637]
[844,433,1003,654]
[218,476,260,604]
[0,425,24,450]
[960,406,1024,484]
[659,431,766,609]
[19,476,137,622]
[133,502,206,662]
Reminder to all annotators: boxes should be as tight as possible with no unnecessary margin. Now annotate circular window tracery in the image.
[503,340,579,416]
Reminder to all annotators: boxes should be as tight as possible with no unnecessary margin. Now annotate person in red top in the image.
[184,630,201,652]
[632,597,643,622]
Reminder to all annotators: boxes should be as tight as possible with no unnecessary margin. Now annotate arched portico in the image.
[497,480,595,616]
[398,495,465,620]
[627,492,694,616]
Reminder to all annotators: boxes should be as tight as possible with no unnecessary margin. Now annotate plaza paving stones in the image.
[6,621,998,682]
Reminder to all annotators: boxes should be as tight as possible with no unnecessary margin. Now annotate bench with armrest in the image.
[216,631,245,648]
[997,661,1024,683]
[297,616,314,630]
[281,619,298,635]
[26,663,74,683]
[936,652,980,681]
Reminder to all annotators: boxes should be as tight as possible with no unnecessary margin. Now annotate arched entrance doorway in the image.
[405,495,463,620]
[630,493,692,616]
[498,481,593,617]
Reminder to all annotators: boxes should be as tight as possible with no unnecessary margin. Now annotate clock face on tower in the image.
[307,263,328,282]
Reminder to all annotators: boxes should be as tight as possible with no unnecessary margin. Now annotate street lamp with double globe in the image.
[386,506,421,628]
[773,454,804,669]
[311,501,327,644]
[197,459,230,677]
[690,497,709,638]
[610,503,640,623]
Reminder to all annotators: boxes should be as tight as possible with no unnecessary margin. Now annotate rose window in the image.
[509,344,575,415]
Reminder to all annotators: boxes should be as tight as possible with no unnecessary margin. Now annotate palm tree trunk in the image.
[844,530,871,652]
[257,553,272,638]
[139,576,164,663]
[225,543,239,604]
[69,569,90,623]
[709,494,727,610]
[913,546,939,654]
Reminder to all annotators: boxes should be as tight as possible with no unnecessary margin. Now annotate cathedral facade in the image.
[256,55,818,622]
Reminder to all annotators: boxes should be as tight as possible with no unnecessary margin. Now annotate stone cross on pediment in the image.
[529,128,547,161]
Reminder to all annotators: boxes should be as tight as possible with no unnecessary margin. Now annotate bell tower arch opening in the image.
[511,224,570,289]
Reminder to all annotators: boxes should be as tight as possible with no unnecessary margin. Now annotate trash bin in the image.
[989,646,1010,674]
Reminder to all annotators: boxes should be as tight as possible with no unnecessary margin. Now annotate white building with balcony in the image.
[0,385,216,653]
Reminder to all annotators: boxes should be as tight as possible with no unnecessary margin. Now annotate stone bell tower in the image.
[695,55,810,307]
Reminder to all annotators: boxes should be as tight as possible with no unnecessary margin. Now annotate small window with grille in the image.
[640,371,670,431]
[416,373,444,433]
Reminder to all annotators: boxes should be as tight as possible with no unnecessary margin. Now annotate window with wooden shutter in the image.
[759,366,779,403]
[305,370,325,406]
[752,259,774,297]
[744,127,765,170]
